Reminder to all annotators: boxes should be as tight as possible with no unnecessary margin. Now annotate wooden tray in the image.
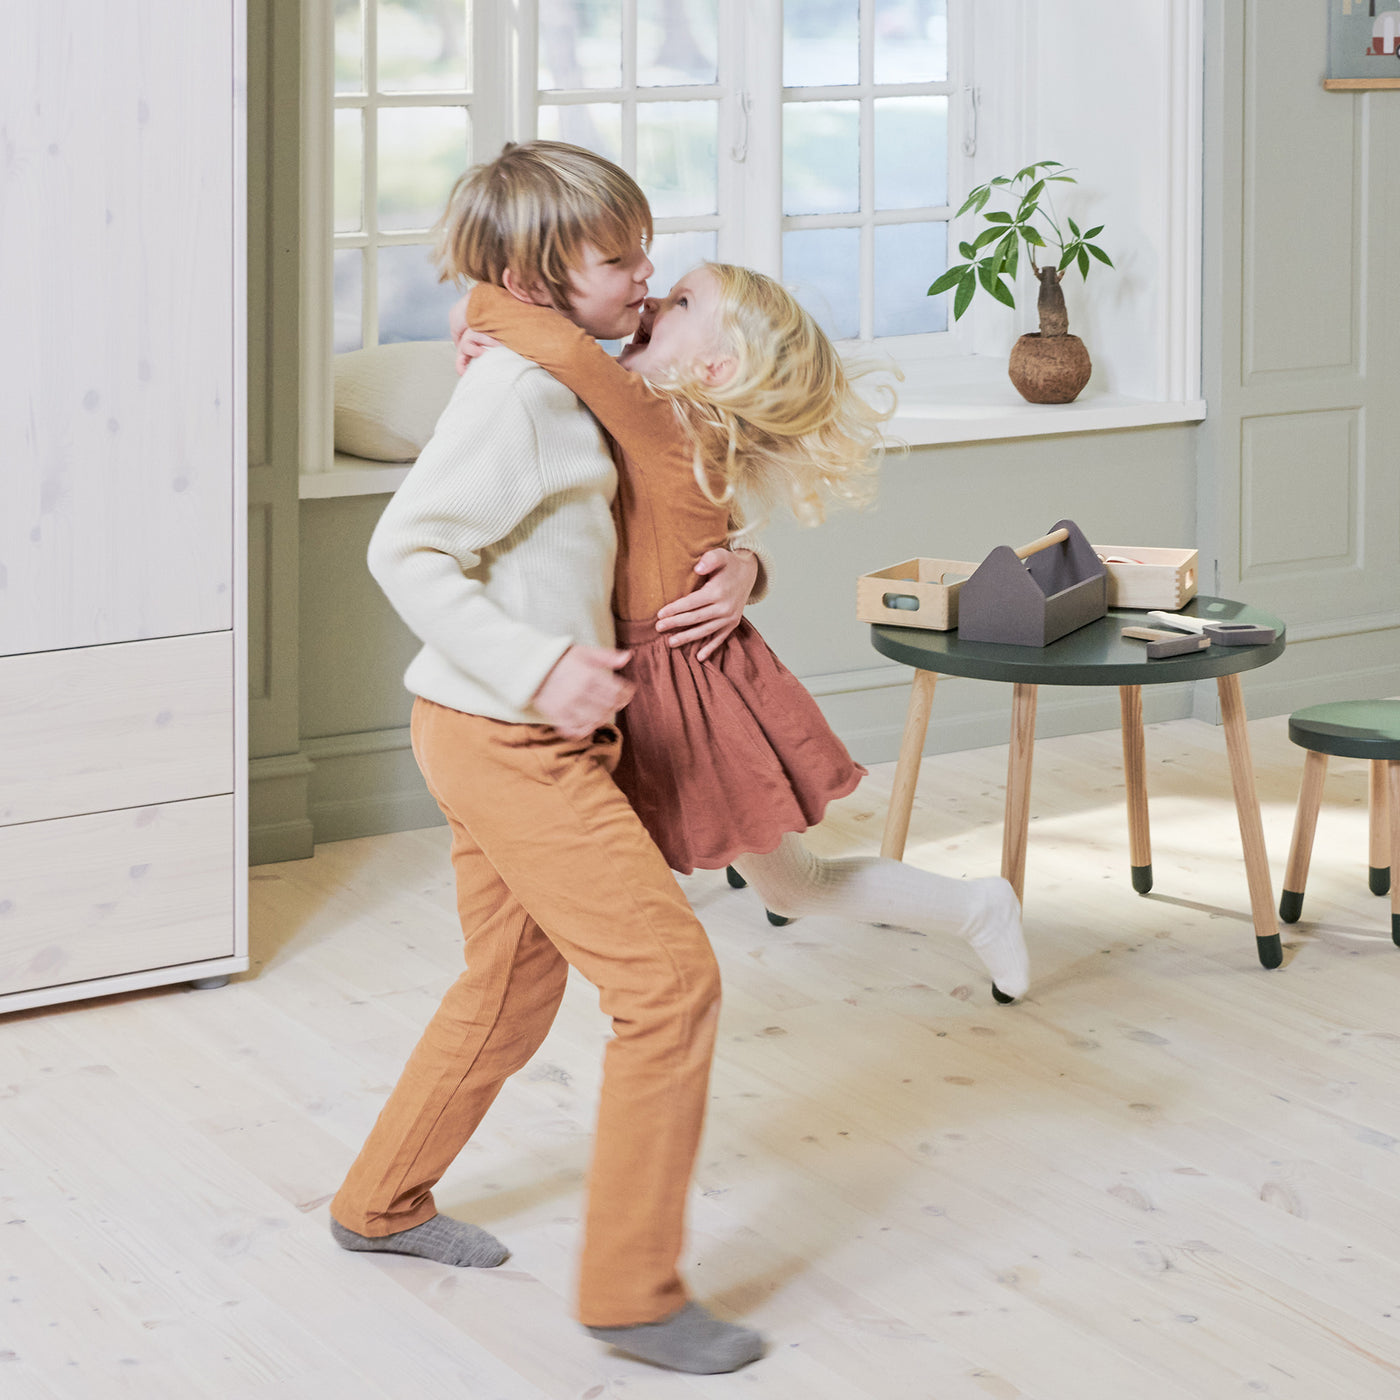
[856,557,981,631]
[1093,545,1199,611]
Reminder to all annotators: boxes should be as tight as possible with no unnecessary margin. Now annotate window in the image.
[329,0,477,352]
[303,0,1204,485]
[320,0,960,362]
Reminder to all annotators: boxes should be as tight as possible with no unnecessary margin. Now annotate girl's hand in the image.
[654,548,759,661]
[454,328,501,375]
[448,293,501,373]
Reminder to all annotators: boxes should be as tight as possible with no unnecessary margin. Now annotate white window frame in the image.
[300,0,1204,496]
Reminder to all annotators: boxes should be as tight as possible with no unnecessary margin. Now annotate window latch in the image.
[962,85,979,157]
[730,91,753,163]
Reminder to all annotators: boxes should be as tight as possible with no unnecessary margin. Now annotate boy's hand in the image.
[532,645,634,738]
[655,548,759,661]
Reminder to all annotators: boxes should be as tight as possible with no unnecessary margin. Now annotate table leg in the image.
[1119,685,1152,893]
[1216,672,1282,968]
[1002,683,1038,905]
[881,669,939,860]
[1280,749,1327,924]
[1387,761,1400,947]
[1370,759,1391,897]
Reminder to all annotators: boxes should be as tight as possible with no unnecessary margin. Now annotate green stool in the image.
[1279,700,1400,944]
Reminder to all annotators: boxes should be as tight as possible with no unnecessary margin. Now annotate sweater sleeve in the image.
[366,372,574,710]
[468,283,682,467]
[726,518,771,604]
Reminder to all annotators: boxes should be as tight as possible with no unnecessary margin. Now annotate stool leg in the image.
[881,670,938,860]
[1370,760,1391,897]
[1217,673,1282,968]
[1120,685,1152,893]
[1388,760,1400,947]
[1002,683,1038,906]
[1280,750,1327,924]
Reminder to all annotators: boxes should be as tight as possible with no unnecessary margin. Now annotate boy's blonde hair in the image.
[434,141,652,311]
[655,264,896,528]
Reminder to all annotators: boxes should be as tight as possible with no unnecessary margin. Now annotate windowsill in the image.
[885,356,1206,447]
[298,356,1207,499]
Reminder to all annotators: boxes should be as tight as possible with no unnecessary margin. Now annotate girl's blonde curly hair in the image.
[650,263,897,530]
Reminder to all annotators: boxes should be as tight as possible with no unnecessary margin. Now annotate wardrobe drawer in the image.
[0,796,234,998]
[0,632,233,827]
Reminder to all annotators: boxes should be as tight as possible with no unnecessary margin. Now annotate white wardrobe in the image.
[0,2,247,1012]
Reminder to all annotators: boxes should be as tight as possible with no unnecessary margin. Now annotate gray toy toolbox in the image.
[956,518,1107,648]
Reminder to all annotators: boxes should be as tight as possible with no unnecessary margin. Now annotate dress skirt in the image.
[613,616,867,875]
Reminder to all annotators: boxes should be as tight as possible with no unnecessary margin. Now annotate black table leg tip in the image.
[765,910,793,926]
[1392,914,1400,949]
[1130,864,1153,895]
[1257,933,1283,969]
[1279,890,1304,924]
[1370,866,1391,897]
[725,866,747,889]
[991,984,1015,1004]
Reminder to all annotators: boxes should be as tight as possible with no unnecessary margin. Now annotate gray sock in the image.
[585,1301,765,1374]
[330,1214,508,1268]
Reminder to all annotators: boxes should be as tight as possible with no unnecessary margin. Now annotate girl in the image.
[459,264,1029,1001]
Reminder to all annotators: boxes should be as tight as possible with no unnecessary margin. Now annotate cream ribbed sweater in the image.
[367,347,617,725]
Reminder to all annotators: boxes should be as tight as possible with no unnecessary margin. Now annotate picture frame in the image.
[1326,0,1400,89]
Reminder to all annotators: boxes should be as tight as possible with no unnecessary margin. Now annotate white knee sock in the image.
[730,834,1029,998]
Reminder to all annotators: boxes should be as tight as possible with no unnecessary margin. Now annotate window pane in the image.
[334,109,364,234]
[638,0,717,86]
[782,227,860,340]
[537,103,622,164]
[539,0,622,91]
[873,221,947,336]
[377,107,470,232]
[648,229,717,299]
[783,101,859,215]
[335,0,364,94]
[784,0,859,86]
[638,101,718,218]
[334,249,364,352]
[874,96,947,210]
[378,244,458,343]
[873,0,947,83]
[378,0,471,93]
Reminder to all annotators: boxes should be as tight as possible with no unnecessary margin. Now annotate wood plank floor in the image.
[5,710,1400,1399]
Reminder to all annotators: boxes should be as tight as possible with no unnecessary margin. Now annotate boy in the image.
[327,142,764,1376]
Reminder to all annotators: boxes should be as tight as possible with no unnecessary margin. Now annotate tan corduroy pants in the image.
[330,698,722,1328]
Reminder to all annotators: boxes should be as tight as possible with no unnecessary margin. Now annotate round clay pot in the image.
[1007,332,1092,404]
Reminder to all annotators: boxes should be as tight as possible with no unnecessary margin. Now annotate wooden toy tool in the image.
[1145,611,1278,646]
[1121,626,1212,659]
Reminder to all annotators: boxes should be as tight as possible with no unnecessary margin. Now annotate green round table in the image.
[871,596,1288,968]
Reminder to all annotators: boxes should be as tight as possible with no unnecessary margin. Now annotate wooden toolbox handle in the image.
[1013,527,1070,561]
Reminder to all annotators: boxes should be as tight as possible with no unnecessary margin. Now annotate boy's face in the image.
[560,242,654,341]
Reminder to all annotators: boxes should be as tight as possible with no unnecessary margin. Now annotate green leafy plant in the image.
[928,161,1113,327]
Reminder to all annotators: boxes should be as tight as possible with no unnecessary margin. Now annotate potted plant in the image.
[928,161,1113,404]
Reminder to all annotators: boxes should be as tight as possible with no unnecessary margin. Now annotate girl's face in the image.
[619,265,730,381]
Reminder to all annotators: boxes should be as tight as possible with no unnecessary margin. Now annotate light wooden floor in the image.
[5,710,1400,1400]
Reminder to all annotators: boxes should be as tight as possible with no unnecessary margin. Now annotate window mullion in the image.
[739,1,781,276]
[301,0,336,471]
[363,1,379,348]
[622,0,637,170]
[859,0,875,341]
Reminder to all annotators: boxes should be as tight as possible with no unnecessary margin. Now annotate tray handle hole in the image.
[882,593,921,612]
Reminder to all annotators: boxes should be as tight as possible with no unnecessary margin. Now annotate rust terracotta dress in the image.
[469,284,866,874]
